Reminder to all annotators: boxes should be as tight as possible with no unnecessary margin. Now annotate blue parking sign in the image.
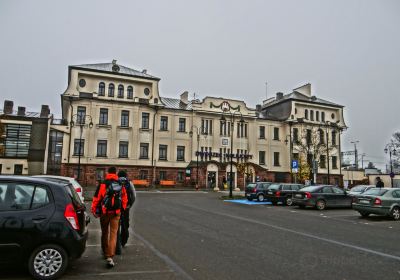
[292,160,298,169]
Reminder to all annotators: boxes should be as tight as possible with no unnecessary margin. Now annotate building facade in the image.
[57,61,347,188]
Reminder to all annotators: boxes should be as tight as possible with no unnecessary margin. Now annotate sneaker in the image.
[106,257,114,268]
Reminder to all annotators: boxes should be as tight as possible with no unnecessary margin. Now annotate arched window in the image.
[98,82,105,96]
[127,86,133,99]
[108,83,115,97]
[118,84,124,98]
[316,111,320,121]
[305,109,309,120]
[310,110,314,121]
[321,112,325,122]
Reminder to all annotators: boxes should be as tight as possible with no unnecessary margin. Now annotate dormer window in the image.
[98,82,105,96]
[108,83,115,97]
[127,86,133,99]
[118,85,124,98]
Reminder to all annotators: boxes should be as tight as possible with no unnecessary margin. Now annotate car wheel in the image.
[28,244,68,280]
[285,197,293,206]
[391,207,400,221]
[257,194,265,202]
[316,200,326,210]
[359,211,370,218]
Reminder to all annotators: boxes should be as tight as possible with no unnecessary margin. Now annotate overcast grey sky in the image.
[0,0,399,170]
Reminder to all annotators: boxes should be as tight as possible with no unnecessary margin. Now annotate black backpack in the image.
[102,179,123,211]
[118,177,135,207]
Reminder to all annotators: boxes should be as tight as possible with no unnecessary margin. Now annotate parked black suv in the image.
[265,183,304,205]
[245,182,273,201]
[0,176,89,280]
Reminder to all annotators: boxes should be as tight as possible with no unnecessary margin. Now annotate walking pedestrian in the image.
[376,177,384,188]
[115,170,136,254]
[91,167,128,268]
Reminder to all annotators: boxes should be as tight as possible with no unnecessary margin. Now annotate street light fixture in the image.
[384,142,397,187]
[189,126,201,190]
[220,111,244,198]
[70,114,93,181]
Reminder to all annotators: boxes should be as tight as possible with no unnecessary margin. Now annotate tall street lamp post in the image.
[220,111,244,198]
[384,143,397,188]
[70,114,93,181]
[285,121,294,182]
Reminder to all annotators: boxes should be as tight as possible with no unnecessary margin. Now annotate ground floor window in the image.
[177,171,184,182]
[159,171,166,180]
[139,170,148,179]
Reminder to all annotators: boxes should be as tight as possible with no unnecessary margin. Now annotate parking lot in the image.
[2,191,400,280]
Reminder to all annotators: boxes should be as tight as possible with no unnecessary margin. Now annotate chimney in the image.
[3,100,13,114]
[40,105,50,118]
[256,104,262,112]
[142,69,147,74]
[180,91,189,104]
[17,106,26,116]
[276,92,284,100]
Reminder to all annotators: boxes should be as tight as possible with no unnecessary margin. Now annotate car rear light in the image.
[276,191,281,197]
[75,187,82,193]
[374,198,382,205]
[305,192,312,199]
[64,203,80,230]
[252,188,257,193]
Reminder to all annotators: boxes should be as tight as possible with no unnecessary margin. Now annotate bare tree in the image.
[391,132,400,167]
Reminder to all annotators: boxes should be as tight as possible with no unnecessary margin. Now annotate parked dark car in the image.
[245,182,273,201]
[0,176,89,280]
[265,183,304,205]
[292,185,352,210]
[352,188,400,220]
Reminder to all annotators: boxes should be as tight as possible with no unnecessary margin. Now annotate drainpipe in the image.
[67,96,73,173]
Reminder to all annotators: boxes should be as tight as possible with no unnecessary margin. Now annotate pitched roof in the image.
[160,97,193,110]
[71,62,160,80]
[264,91,343,108]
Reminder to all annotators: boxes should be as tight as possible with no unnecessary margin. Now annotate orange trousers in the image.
[100,213,121,258]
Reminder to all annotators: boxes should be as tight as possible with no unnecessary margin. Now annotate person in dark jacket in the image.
[115,170,136,254]
[376,177,384,188]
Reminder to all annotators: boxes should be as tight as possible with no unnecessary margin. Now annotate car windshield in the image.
[362,188,388,196]
[247,183,257,189]
[300,186,321,192]
[351,186,366,192]
[268,184,280,190]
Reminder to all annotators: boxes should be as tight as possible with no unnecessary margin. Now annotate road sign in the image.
[292,168,298,174]
[292,160,298,169]
[390,172,395,178]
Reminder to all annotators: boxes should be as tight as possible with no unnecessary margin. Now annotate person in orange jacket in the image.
[92,167,128,268]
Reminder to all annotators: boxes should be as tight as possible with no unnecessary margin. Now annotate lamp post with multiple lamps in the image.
[220,109,244,198]
[70,114,93,181]
[189,125,201,190]
[384,142,397,188]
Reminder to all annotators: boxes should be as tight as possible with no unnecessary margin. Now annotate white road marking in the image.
[180,202,400,262]
[66,270,174,277]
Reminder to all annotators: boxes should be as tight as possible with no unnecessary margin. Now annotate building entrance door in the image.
[14,164,23,175]
[207,172,216,189]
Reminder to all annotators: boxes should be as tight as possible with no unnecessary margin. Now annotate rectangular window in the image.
[142,112,150,129]
[97,140,107,157]
[306,129,312,145]
[320,155,326,168]
[77,106,86,124]
[273,127,279,140]
[177,171,184,182]
[140,143,149,159]
[99,108,108,125]
[320,129,325,144]
[201,119,212,135]
[177,146,185,161]
[274,152,280,166]
[259,126,265,139]
[160,116,168,131]
[259,151,266,165]
[293,128,299,143]
[244,123,248,138]
[159,171,166,180]
[3,124,31,158]
[73,139,84,156]
[178,118,186,132]
[159,145,167,160]
[139,170,148,179]
[332,156,338,169]
[121,110,129,127]
[332,131,337,146]
[119,141,128,158]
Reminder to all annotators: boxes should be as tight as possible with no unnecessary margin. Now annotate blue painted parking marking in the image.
[224,199,272,205]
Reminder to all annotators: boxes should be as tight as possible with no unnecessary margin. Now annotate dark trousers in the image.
[116,209,131,254]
